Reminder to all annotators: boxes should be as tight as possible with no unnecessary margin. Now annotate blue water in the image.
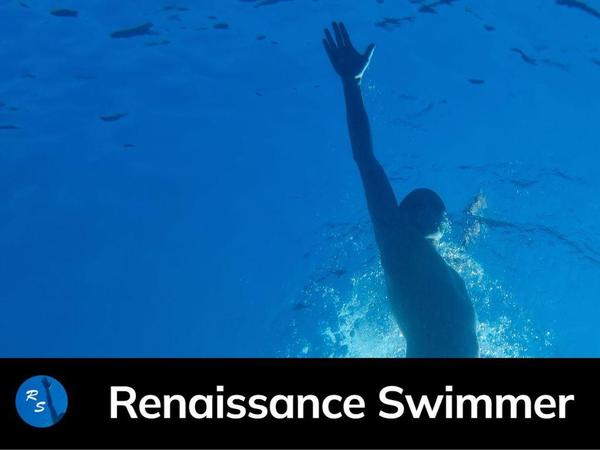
[1,0,599,357]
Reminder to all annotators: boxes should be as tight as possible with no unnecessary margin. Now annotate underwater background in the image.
[1,0,599,357]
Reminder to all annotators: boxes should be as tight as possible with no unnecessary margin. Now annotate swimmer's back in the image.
[376,222,479,358]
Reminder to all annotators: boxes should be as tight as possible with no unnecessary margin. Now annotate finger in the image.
[323,38,334,61]
[332,21,344,48]
[324,28,336,49]
[339,22,353,48]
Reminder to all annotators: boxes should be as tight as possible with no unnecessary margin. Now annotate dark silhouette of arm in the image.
[343,79,399,227]
[323,22,398,229]
[41,377,61,424]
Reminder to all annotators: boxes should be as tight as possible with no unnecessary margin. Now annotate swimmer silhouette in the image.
[323,22,478,357]
[41,376,65,425]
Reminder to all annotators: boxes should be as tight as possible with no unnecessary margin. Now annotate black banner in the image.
[1,359,599,448]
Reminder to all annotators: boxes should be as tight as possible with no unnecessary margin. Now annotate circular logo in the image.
[15,375,68,428]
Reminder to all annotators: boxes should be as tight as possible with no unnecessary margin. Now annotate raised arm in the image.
[41,376,61,425]
[323,22,398,228]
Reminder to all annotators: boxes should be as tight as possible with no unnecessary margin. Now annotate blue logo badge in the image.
[15,375,68,428]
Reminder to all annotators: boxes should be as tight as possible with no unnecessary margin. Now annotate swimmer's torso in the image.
[375,223,479,358]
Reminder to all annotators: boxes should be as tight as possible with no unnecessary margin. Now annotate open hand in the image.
[323,21,375,83]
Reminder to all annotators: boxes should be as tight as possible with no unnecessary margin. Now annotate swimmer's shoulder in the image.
[374,214,419,252]
[448,266,468,293]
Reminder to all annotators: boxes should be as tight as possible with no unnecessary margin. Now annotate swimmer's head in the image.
[398,188,446,239]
